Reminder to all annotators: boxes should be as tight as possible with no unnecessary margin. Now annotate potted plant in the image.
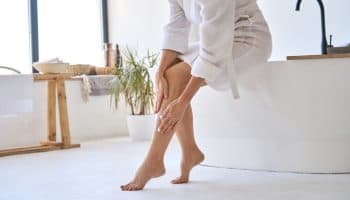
[111,48,158,141]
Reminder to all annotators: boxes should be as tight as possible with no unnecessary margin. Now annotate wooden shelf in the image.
[287,53,350,60]
[33,73,74,81]
[0,144,80,157]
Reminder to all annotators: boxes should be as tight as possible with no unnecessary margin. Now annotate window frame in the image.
[29,0,39,73]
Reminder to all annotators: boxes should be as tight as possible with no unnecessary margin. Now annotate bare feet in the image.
[171,149,205,184]
[121,161,165,191]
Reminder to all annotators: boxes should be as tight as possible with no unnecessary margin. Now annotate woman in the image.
[121,0,272,191]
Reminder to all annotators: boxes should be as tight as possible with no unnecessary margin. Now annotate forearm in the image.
[178,76,205,105]
[158,49,179,75]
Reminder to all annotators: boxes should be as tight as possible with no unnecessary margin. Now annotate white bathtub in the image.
[193,58,350,173]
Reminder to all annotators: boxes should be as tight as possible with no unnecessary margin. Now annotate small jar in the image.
[104,43,115,67]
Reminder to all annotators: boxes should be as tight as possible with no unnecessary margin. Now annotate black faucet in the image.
[296,0,328,54]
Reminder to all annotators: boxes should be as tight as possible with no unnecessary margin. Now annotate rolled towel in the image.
[81,75,115,102]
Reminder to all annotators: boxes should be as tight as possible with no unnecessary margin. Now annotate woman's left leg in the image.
[121,62,192,191]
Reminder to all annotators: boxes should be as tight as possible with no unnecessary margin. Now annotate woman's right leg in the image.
[121,62,192,191]
[171,105,205,184]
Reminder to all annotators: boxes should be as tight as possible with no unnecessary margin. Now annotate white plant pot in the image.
[127,114,156,141]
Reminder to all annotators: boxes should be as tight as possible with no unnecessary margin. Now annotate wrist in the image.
[177,76,204,105]
[177,94,191,106]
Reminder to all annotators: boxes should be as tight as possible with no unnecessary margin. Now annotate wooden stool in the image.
[0,74,80,157]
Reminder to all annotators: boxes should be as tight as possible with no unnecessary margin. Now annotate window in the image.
[0,0,31,74]
[0,0,106,75]
[37,0,104,66]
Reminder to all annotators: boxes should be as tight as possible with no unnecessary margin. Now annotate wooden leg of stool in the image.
[57,78,71,147]
[47,80,57,141]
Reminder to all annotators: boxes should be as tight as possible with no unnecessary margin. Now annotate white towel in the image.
[81,75,115,102]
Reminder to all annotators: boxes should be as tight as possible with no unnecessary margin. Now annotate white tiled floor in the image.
[0,138,349,200]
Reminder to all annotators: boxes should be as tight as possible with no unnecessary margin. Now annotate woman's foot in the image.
[121,160,166,191]
[171,149,205,184]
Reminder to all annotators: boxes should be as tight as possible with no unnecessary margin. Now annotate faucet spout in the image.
[296,0,328,54]
[296,0,302,11]
[0,66,21,74]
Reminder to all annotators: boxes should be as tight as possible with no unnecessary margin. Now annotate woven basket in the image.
[66,65,92,75]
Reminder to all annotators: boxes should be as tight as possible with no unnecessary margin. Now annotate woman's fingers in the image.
[156,92,163,113]
[158,108,170,130]
[161,120,178,135]
[163,78,169,98]
[158,116,171,133]
[160,107,169,119]
[155,78,168,113]
[158,112,179,134]
[169,121,178,134]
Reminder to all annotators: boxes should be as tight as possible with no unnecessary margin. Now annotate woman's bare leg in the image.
[171,105,205,184]
[121,62,192,191]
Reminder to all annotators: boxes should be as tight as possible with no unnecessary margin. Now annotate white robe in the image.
[161,0,272,99]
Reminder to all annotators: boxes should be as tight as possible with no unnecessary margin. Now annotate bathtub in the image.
[193,58,350,173]
[0,74,33,115]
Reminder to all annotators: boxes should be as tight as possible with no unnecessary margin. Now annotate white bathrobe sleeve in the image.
[191,0,236,83]
[161,0,191,54]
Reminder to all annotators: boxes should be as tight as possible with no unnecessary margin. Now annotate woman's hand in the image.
[155,72,169,113]
[155,50,180,113]
[158,98,188,134]
[157,76,205,134]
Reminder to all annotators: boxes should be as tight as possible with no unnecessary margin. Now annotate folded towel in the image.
[81,75,115,102]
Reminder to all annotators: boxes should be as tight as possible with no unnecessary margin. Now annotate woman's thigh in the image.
[168,60,208,87]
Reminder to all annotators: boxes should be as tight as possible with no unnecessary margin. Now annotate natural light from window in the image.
[38,0,104,66]
[0,0,31,74]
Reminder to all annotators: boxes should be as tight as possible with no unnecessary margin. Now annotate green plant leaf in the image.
[110,47,159,115]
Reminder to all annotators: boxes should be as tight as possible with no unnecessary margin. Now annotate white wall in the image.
[109,0,350,60]
[0,80,128,149]
[108,0,169,52]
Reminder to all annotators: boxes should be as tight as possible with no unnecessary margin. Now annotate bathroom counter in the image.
[287,53,350,60]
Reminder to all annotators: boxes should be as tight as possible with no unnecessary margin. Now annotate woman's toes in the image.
[129,183,140,191]
[130,184,137,191]
[128,185,134,191]
[126,184,133,191]
[121,182,143,191]
[171,177,189,184]
[171,178,178,184]
[121,183,132,191]
[120,184,127,191]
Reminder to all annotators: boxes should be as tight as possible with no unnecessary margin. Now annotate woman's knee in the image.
[164,62,191,97]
